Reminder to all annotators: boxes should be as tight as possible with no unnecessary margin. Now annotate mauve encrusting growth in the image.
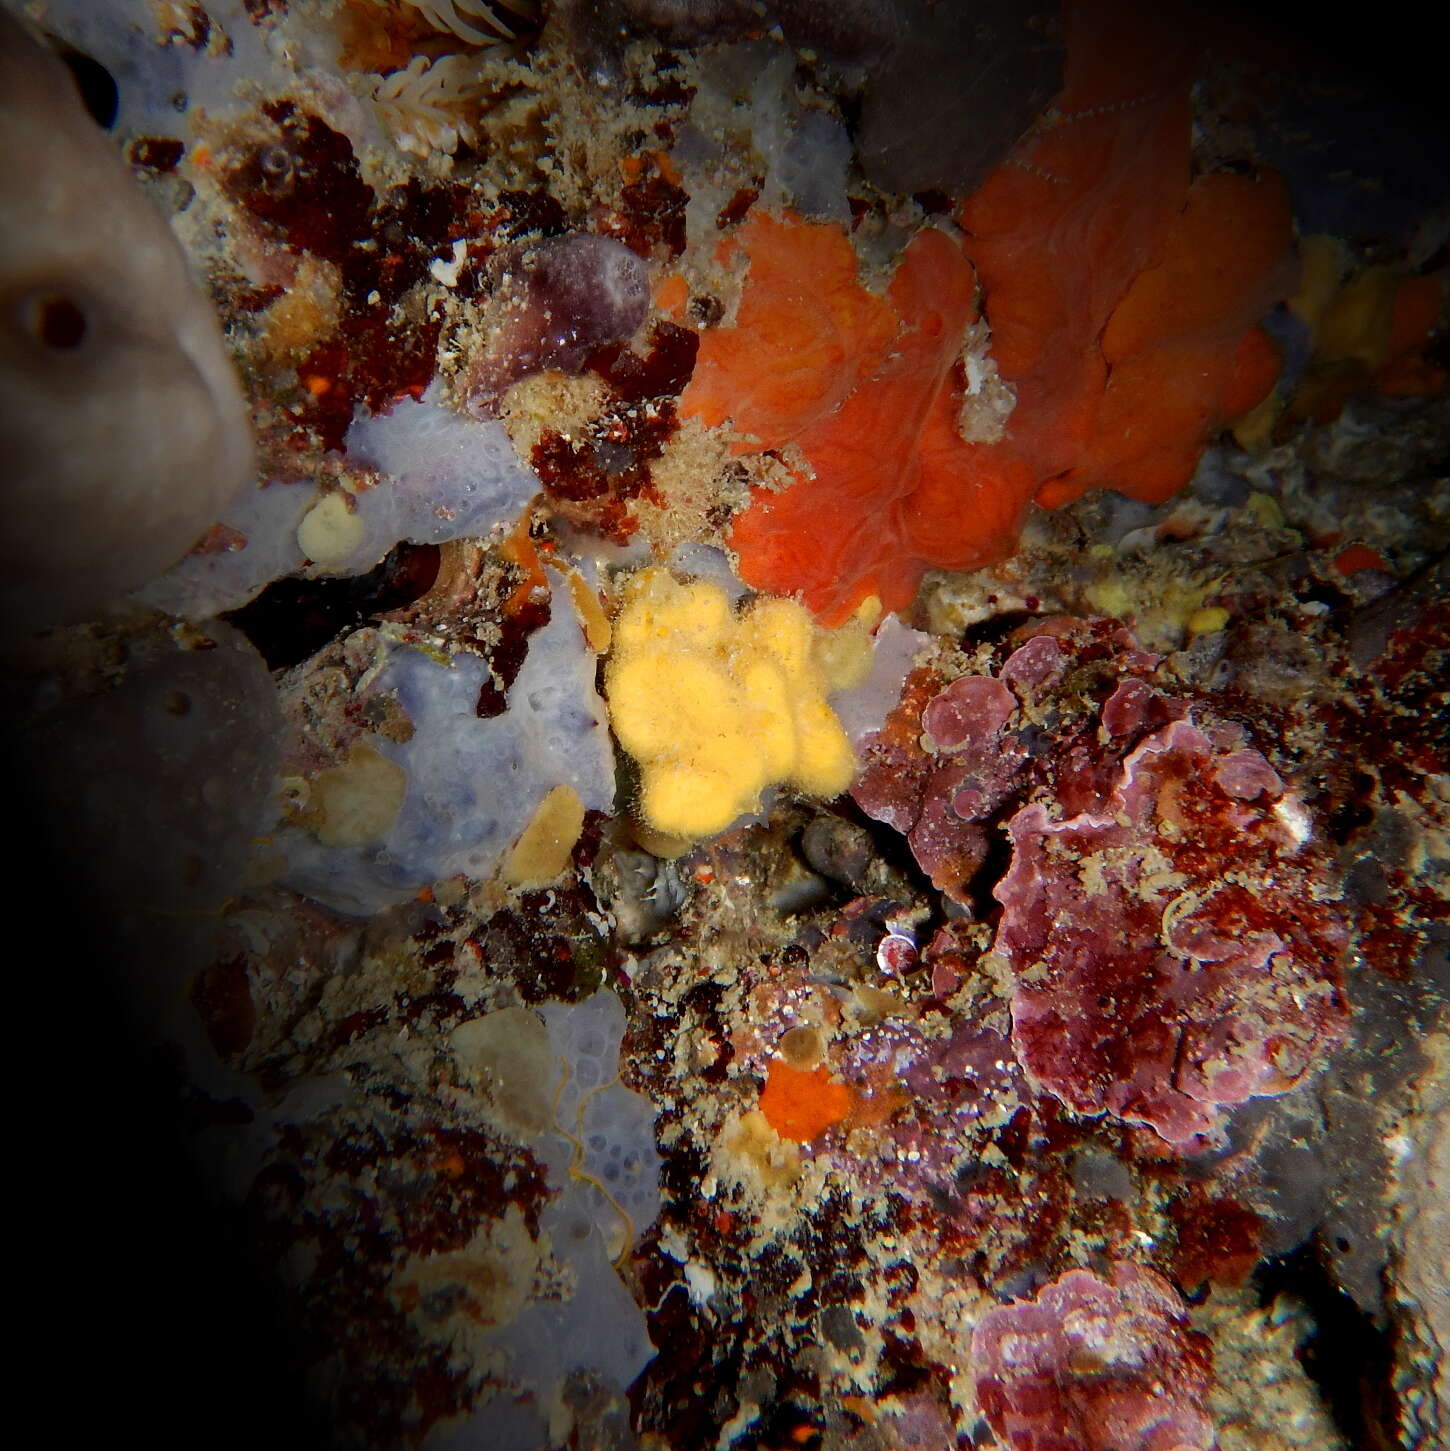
[971,1264,1216,1451]
[463,232,649,417]
[832,980,1031,1206]
[0,9,252,634]
[853,619,1352,1144]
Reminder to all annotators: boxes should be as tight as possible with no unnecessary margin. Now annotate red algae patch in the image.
[995,711,1349,1144]
[852,619,1351,1145]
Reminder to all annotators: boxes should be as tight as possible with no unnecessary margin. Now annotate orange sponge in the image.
[959,0,1196,484]
[1044,170,1295,507]
[682,0,1298,625]
[965,1,1294,511]
[682,212,897,453]
[686,220,1037,627]
[759,1060,855,1143]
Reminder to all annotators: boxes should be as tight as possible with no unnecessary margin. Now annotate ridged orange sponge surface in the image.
[963,0,1294,513]
[685,0,1297,626]
[683,219,1036,627]
[959,0,1196,486]
[683,213,898,454]
[1039,170,1296,508]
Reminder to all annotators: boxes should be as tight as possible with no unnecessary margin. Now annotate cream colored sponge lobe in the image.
[605,569,871,840]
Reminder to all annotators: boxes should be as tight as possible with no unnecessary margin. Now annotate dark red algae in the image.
[221,105,487,450]
[127,135,185,172]
[607,169,690,257]
[530,321,698,541]
[1168,1189,1264,1291]
[248,1111,552,1447]
[226,103,375,266]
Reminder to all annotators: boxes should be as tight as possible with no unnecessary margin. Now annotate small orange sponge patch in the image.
[758,1060,855,1143]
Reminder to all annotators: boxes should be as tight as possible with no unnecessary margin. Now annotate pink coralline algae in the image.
[971,1263,1215,1451]
[998,707,1350,1143]
[853,620,1351,1144]
[851,667,1030,904]
[851,625,1153,903]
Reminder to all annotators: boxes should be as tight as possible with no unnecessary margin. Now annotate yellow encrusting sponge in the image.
[605,569,870,840]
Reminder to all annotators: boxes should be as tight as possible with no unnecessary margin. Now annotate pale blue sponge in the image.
[430,991,661,1451]
[280,585,615,915]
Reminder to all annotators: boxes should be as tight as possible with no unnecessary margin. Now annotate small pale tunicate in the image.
[451,1007,556,1138]
[464,233,649,416]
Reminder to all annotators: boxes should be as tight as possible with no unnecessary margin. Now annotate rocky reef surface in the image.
[1,2,1445,1450]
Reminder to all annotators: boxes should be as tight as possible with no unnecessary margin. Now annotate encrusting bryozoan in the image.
[0,8,252,634]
